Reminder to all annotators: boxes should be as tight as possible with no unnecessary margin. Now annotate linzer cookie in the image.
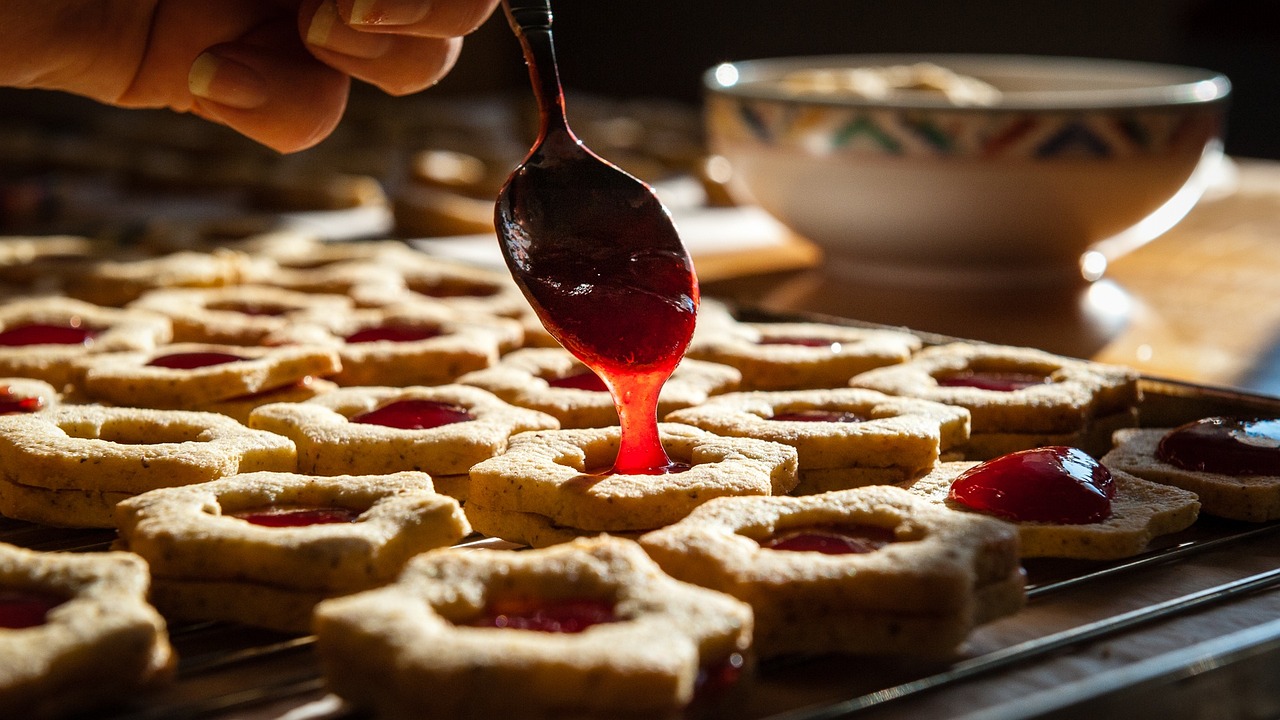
[466,423,798,545]
[1103,418,1280,522]
[686,320,920,391]
[0,544,174,719]
[65,249,272,307]
[0,378,58,416]
[348,254,529,318]
[275,304,522,387]
[639,486,1024,658]
[0,297,172,388]
[249,385,558,500]
[904,449,1200,559]
[850,342,1140,459]
[666,387,969,494]
[128,285,354,345]
[75,342,341,415]
[313,536,753,720]
[0,235,99,291]
[115,470,470,632]
[0,406,296,527]
[459,348,741,429]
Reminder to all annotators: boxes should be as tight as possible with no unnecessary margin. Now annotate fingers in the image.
[335,0,500,37]
[300,0,463,96]
[188,18,350,153]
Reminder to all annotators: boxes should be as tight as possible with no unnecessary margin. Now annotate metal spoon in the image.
[495,0,699,473]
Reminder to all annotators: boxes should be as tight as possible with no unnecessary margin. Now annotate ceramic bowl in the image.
[703,54,1230,285]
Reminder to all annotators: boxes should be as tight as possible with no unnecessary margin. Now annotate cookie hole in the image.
[65,422,207,444]
[344,323,442,344]
[147,351,246,370]
[0,388,44,414]
[768,407,867,423]
[349,399,474,430]
[0,587,68,629]
[756,335,841,352]
[463,595,619,633]
[228,505,364,527]
[407,278,501,299]
[757,523,900,554]
[542,369,607,392]
[0,321,100,347]
[933,360,1055,391]
[205,301,292,317]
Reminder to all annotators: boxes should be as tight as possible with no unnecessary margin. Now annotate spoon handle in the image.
[502,0,570,133]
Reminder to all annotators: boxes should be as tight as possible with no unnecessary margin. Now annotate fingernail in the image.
[306,1,340,47]
[188,52,269,110]
[309,0,394,58]
[348,0,431,26]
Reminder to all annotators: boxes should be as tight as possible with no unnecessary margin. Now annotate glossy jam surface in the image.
[147,352,245,369]
[935,370,1051,392]
[949,446,1116,524]
[758,336,840,350]
[470,596,617,633]
[0,322,97,347]
[760,525,897,555]
[0,589,64,629]
[349,399,473,430]
[769,409,866,423]
[232,505,362,527]
[0,388,43,415]
[1156,417,1280,476]
[344,325,442,344]
[546,369,608,392]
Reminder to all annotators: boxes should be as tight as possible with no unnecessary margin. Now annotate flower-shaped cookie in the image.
[115,470,470,631]
[666,387,969,494]
[349,254,529,318]
[850,342,1140,459]
[466,423,799,544]
[639,486,1024,657]
[905,459,1199,559]
[313,536,753,720]
[249,385,558,499]
[65,249,272,307]
[0,406,296,527]
[0,297,172,388]
[686,320,921,391]
[459,348,742,429]
[0,544,173,718]
[128,285,354,345]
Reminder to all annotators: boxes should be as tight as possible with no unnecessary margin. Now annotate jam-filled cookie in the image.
[1103,418,1280,522]
[128,285,354,345]
[0,297,172,388]
[349,254,530,318]
[275,304,522,387]
[0,235,99,291]
[313,536,753,720]
[686,320,921,391]
[666,387,969,494]
[466,424,798,544]
[0,406,296,527]
[639,485,1024,658]
[249,385,558,500]
[65,249,272,307]
[0,544,174,718]
[115,470,470,632]
[75,342,341,414]
[904,448,1200,559]
[458,348,741,429]
[850,342,1140,459]
[0,378,58,416]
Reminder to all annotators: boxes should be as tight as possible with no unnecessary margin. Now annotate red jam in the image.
[769,409,866,423]
[232,505,362,527]
[760,525,897,554]
[0,322,98,347]
[0,388,43,415]
[349,399,473,430]
[470,597,617,633]
[0,589,64,629]
[344,325,442,344]
[935,370,1050,392]
[546,369,608,392]
[694,653,746,702]
[757,336,840,350]
[949,446,1116,524]
[147,351,245,369]
[1156,416,1280,476]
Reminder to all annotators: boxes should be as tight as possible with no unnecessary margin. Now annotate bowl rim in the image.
[703,53,1231,112]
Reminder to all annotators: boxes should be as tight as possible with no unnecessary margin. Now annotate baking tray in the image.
[11,313,1280,720]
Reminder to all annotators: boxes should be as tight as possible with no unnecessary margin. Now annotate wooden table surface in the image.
[702,156,1280,399]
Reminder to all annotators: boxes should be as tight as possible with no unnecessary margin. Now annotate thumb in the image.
[187,18,350,153]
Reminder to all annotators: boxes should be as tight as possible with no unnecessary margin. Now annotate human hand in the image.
[0,0,500,153]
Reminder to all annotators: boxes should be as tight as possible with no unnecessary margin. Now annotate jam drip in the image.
[0,387,43,415]
[948,446,1116,524]
[147,352,245,369]
[760,525,897,554]
[350,399,474,430]
[769,409,865,423]
[344,325,442,344]
[0,322,98,347]
[232,505,362,527]
[470,596,617,633]
[0,589,64,629]
[1156,416,1280,476]
[935,370,1050,392]
[546,370,608,392]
